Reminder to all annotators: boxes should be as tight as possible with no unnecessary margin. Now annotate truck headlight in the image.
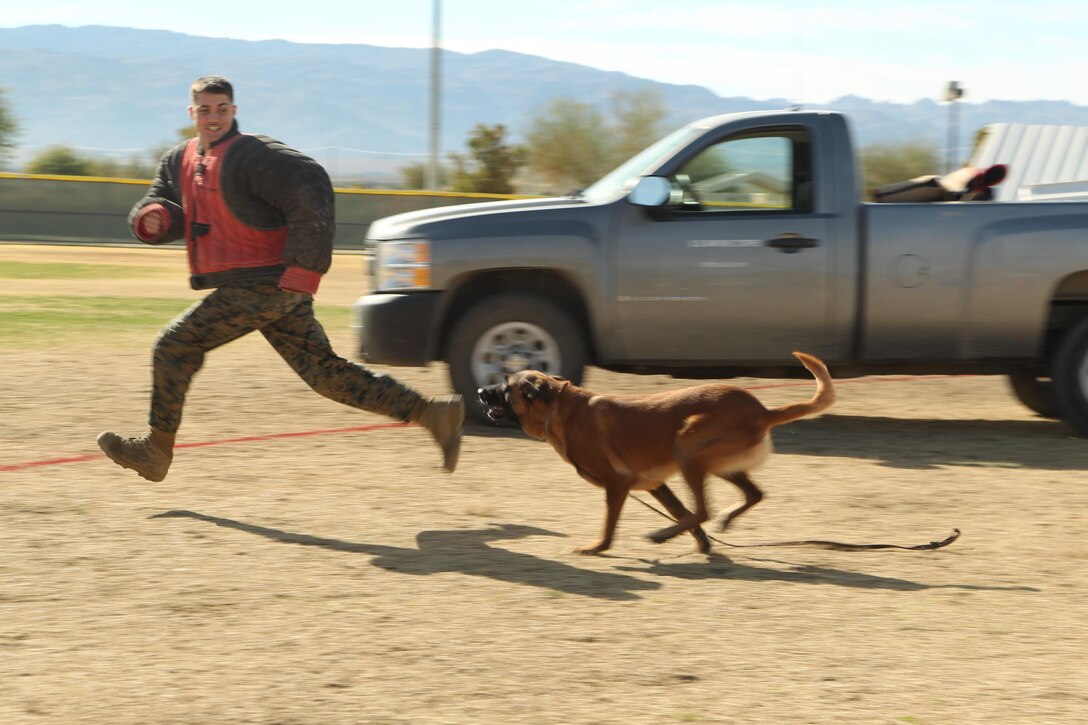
[375,239,431,291]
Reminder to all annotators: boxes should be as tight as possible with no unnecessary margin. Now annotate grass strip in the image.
[0,295,352,345]
[0,260,166,279]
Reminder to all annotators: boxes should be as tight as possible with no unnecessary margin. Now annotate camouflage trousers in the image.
[147,281,427,434]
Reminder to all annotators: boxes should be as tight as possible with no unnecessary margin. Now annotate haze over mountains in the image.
[4,24,1088,182]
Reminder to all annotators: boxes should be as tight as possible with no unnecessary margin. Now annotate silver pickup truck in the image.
[354,109,1088,435]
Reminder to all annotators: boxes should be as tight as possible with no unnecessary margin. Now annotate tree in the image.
[0,88,18,169]
[21,123,190,179]
[448,123,527,194]
[859,140,941,197]
[525,88,667,194]
[609,87,666,166]
[398,161,449,190]
[525,98,611,193]
[85,153,160,179]
[119,127,196,178]
[26,145,95,176]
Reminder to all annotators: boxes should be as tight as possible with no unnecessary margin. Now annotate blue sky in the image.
[5,1,1088,106]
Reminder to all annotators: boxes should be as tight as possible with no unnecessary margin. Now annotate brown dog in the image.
[477,352,834,555]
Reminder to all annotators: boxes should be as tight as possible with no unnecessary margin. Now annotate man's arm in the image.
[245,137,336,294]
[127,147,186,245]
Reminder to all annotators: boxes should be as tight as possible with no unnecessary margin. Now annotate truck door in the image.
[613,128,832,362]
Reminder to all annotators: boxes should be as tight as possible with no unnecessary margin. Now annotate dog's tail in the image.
[766,352,835,428]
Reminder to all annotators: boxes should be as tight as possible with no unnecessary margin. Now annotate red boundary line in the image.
[0,422,409,473]
[1,375,979,474]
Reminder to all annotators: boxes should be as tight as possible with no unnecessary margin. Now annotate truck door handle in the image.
[765,234,820,253]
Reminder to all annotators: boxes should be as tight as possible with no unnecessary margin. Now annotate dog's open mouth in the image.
[484,404,507,422]
[478,384,517,424]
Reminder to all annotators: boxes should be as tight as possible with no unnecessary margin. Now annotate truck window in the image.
[678,130,812,213]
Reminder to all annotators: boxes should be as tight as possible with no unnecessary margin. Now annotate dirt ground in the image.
[1,245,1086,724]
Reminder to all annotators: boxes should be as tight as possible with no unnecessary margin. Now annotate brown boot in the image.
[97,428,176,482]
[415,395,464,473]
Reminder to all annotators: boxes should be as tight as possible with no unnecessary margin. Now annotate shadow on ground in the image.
[617,554,1040,593]
[151,510,658,601]
[776,414,1086,470]
[151,510,1037,599]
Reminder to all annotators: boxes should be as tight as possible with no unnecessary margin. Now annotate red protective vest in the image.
[180,136,288,274]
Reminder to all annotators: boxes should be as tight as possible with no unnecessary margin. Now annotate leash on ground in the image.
[629,494,961,551]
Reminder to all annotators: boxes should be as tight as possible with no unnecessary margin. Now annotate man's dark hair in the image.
[190,75,234,103]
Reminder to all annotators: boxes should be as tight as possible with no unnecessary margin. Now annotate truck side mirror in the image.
[628,176,675,208]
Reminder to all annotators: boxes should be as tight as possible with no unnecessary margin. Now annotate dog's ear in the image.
[518,377,549,403]
[517,378,538,402]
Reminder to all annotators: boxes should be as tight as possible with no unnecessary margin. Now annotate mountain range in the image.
[5,24,1088,182]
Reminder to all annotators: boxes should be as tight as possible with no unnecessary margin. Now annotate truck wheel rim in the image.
[471,321,562,387]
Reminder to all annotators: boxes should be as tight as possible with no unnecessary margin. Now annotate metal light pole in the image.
[943,81,964,174]
[425,0,442,190]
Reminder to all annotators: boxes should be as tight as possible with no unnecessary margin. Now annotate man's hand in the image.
[133,204,169,241]
[142,211,163,236]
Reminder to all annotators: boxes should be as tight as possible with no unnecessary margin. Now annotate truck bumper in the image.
[353,292,441,366]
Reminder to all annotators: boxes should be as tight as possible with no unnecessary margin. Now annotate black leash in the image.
[630,494,961,552]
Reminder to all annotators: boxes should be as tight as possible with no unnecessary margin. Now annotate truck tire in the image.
[447,292,587,424]
[1052,315,1088,437]
[1006,372,1059,419]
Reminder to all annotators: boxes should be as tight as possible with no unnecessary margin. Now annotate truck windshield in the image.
[580,123,702,203]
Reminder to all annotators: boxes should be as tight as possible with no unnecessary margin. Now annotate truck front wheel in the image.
[1052,315,1088,437]
[1007,372,1059,419]
[446,292,587,424]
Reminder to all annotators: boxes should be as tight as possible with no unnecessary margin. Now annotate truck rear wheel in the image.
[1052,315,1088,437]
[1006,372,1059,419]
[447,292,587,424]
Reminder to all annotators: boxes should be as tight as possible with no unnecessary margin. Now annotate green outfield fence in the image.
[0,173,532,250]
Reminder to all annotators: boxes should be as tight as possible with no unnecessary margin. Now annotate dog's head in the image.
[478,371,568,435]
